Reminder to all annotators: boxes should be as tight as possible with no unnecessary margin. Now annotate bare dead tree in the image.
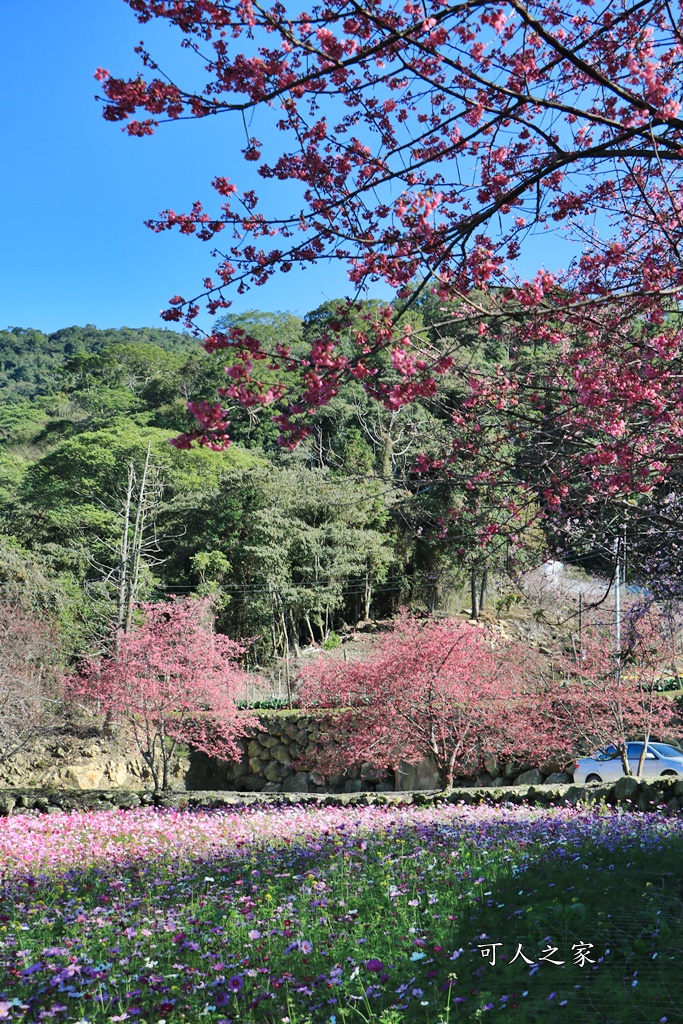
[353,402,422,482]
[83,444,168,654]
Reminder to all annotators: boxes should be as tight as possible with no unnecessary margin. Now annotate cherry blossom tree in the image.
[69,597,255,790]
[101,1,683,323]
[296,614,564,789]
[550,608,678,775]
[97,1,683,563]
[296,609,680,788]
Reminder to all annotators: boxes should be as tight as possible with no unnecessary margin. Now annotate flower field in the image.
[1,803,682,1023]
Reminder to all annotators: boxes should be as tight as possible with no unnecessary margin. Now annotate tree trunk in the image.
[284,652,293,709]
[363,574,372,621]
[441,751,457,793]
[619,743,631,776]
[479,565,488,612]
[470,568,479,621]
[287,607,301,657]
[114,464,135,656]
[125,444,153,633]
[379,429,394,480]
[637,731,650,776]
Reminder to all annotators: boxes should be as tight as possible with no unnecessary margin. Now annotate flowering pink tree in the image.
[70,598,255,791]
[296,614,564,790]
[100,1,683,329]
[93,1,683,571]
[552,611,678,776]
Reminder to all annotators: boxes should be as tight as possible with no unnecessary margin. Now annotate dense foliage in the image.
[2,314,679,680]
[85,0,683,609]
[1,317,525,663]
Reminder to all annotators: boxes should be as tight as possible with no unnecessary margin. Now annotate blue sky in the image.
[0,0,373,334]
[1,0,576,335]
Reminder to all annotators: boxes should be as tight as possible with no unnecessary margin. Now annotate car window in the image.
[595,746,618,761]
[651,743,683,758]
[627,743,657,759]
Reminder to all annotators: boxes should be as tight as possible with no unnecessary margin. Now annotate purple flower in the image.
[300,940,313,954]
[215,991,230,1008]
[227,975,243,994]
[365,959,384,972]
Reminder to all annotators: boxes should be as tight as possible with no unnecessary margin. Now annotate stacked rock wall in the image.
[0,710,576,794]
[2,775,683,815]
[191,711,573,793]
[189,711,396,794]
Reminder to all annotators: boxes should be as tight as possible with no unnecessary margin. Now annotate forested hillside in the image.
[0,308,524,664]
[0,302,667,667]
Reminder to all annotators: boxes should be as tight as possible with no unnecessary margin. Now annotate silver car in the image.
[573,742,683,784]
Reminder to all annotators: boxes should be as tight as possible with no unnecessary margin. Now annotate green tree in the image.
[164,462,395,658]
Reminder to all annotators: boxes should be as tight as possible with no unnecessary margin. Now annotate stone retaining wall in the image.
[2,775,682,816]
[192,711,574,794]
[1,711,663,797]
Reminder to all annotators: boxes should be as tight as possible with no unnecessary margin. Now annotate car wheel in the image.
[661,770,678,776]
[585,773,602,783]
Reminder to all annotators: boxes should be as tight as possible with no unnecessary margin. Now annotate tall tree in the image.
[98,1,683,561]
[112,444,166,650]
[164,463,395,655]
